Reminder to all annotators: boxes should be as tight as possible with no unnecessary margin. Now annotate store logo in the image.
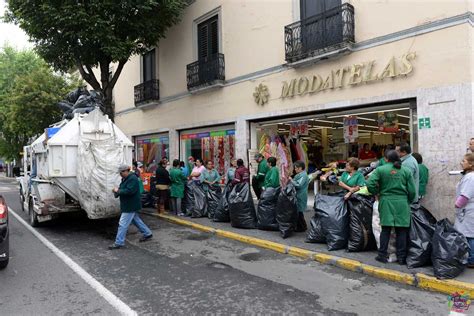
[253,83,270,106]
[280,52,416,99]
[448,291,471,314]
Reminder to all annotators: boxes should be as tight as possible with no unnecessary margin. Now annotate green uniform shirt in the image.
[263,166,280,189]
[114,173,141,213]
[378,157,387,168]
[340,171,366,187]
[169,167,187,198]
[200,168,221,191]
[292,171,309,213]
[367,163,416,227]
[401,153,419,202]
[418,163,429,196]
[255,159,270,188]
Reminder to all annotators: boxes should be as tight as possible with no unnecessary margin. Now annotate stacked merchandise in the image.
[259,133,308,187]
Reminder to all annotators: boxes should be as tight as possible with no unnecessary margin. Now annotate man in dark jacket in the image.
[109,164,153,250]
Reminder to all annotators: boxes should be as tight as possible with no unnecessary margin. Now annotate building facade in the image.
[111,0,474,220]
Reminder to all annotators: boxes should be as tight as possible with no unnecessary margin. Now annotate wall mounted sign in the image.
[181,130,235,140]
[418,117,431,129]
[290,121,308,137]
[280,52,416,99]
[343,116,358,143]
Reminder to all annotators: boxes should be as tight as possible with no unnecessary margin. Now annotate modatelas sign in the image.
[281,52,416,99]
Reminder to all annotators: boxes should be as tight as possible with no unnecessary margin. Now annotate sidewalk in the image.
[142,205,474,296]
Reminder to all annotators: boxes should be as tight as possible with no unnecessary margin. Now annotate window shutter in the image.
[198,24,208,61]
[210,19,218,56]
[197,15,218,61]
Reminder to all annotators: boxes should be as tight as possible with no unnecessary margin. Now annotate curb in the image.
[147,212,474,297]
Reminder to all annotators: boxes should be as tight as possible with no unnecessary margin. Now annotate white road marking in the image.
[9,208,137,316]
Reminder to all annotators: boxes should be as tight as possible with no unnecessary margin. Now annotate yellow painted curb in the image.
[156,213,216,234]
[215,229,288,254]
[416,273,474,297]
[336,258,362,272]
[313,253,336,264]
[361,264,415,286]
[287,247,315,259]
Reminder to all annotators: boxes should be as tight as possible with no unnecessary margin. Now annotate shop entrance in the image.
[250,100,416,188]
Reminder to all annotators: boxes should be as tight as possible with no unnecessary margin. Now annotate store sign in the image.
[280,53,416,99]
[290,121,308,137]
[181,130,235,140]
[343,116,358,143]
[378,112,399,132]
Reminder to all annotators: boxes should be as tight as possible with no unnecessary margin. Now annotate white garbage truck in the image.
[18,109,133,226]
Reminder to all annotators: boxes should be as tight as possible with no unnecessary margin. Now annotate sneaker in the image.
[375,255,388,263]
[108,244,124,250]
[139,234,153,242]
[178,213,186,217]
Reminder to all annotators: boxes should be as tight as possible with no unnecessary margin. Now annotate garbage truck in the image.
[18,108,133,226]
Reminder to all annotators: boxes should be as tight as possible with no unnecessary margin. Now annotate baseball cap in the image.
[118,164,130,172]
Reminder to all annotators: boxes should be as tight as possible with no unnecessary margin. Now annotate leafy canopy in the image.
[5,1,187,120]
[0,45,80,161]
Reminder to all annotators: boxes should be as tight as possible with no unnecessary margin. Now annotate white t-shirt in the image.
[192,165,205,181]
[454,172,474,238]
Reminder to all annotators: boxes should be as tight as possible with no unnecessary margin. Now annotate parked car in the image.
[0,196,9,269]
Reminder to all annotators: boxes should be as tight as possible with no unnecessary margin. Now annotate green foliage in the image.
[0,45,81,161]
[5,1,187,120]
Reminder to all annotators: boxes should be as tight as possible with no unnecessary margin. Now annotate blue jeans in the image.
[114,212,152,246]
[468,237,474,265]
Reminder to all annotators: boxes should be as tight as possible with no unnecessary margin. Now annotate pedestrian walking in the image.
[263,157,280,190]
[109,164,153,250]
[453,153,474,268]
[200,160,221,191]
[169,159,187,216]
[367,150,417,265]
[232,159,250,185]
[252,153,269,199]
[412,152,429,199]
[338,157,366,200]
[155,160,170,214]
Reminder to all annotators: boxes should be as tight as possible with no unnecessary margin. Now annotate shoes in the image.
[397,259,407,265]
[375,255,388,263]
[177,213,185,217]
[139,234,153,242]
[108,244,124,250]
[467,264,474,269]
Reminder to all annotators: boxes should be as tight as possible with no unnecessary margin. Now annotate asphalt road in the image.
[0,177,451,315]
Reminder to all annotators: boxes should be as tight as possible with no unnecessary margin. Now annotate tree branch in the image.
[108,59,127,91]
[75,62,101,91]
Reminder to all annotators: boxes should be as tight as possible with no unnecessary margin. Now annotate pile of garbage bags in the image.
[57,87,105,119]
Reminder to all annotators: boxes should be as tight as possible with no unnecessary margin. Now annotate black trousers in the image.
[378,226,408,260]
[252,177,262,199]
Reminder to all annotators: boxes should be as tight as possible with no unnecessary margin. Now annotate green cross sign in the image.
[418,117,431,129]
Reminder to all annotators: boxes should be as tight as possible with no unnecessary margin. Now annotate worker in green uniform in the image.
[263,157,280,189]
[252,153,270,199]
[412,153,429,200]
[169,159,187,216]
[367,150,416,265]
[291,160,310,232]
[338,157,366,200]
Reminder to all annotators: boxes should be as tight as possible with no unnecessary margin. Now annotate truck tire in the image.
[19,188,25,212]
[28,198,39,227]
[0,258,8,269]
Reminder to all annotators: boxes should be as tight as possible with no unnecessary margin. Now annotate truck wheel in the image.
[0,258,8,270]
[19,188,25,212]
[28,199,39,227]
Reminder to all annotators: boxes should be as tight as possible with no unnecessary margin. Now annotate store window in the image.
[181,127,235,176]
[253,103,415,186]
[135,134,169,173]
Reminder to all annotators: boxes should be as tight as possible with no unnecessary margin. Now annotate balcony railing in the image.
[134,79,159,106]
[186,53,225,90]
[284,3,355,63]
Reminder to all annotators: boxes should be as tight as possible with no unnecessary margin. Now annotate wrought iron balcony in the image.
[284,3,355,64]
[134,79,159,106]
[186,53,225,91]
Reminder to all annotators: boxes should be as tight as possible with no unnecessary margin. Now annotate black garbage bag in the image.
[72,106,95,115]
[276,183,298,238]
[406,206,437,268]
[305,215,325,243]
[66,87,88,104]
[229,183,257,229]
[213,183,231,222]
[207,185,222,219]
[182,181,196,216]
[295,212,308,232]
[309,194,348,250]
[431,218,470,279]
[347,194,376,252]
[192,183,208,218]
[141,192,155,208]
[57,101,74,112]
[257,187,281,231]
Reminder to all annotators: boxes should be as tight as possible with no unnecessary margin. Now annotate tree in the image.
[0,46,80,161]
[5,1,186,121]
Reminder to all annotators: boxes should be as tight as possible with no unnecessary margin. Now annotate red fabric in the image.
[232,166,250,185]
[359,149,376,160]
